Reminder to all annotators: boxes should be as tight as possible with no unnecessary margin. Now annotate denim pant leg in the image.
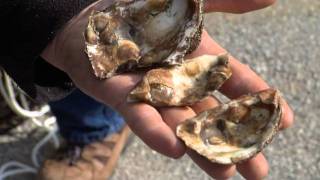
[48,89,125,145]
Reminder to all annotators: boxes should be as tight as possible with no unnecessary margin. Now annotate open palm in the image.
[41,0,293,179]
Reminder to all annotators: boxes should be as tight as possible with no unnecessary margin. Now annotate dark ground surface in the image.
[0,0,319,179]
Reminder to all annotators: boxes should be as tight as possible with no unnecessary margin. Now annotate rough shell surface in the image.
[85,0,204,79]
[176,89,282,164]
[127,54,232,106]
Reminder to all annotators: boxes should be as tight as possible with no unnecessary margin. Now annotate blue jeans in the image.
[48,89,125,145]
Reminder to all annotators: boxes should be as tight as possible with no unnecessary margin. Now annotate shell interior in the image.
[85,0,203,78]
[128,54,232,106]
[176,89,282,164]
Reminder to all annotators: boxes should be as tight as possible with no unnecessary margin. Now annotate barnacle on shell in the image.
[176,89,282,164]
[127,54,232,106]
[85,0,204,79]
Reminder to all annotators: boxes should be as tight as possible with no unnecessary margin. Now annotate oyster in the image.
[176,89,282,164]
[127,54,232,106]
[85,0,204,78]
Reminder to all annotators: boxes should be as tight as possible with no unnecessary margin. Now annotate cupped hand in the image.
[41,0,293,179]
[42,0,186,158]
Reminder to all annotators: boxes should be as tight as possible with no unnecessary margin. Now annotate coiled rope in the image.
[0,70,60,180]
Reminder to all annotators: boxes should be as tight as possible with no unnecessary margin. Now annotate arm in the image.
[205,0,276,13]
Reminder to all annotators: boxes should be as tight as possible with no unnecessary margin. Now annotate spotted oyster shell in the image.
[176,89,282,164]
[127,54,232,106]
[85,0,204,78]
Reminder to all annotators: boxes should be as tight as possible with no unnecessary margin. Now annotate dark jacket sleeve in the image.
[0,0,96,102]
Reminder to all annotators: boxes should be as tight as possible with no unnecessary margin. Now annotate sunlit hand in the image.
[204,0,276,13]
[41,0,293,179]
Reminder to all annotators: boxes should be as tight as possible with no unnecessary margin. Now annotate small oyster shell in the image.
[127,54,232,106]
[85,0,204,78]
[176,89,282,164]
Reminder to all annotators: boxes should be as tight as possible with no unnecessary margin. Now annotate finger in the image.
[188,30,269,98]
[187,149,236,180]
[105,75,186,158]
[187,30,294,130]
[220,58,269,98]
[159,106,236,179]
[280,99,294,129]
[75,73,143,108]
[158,106,196,132]
[190,96,221,114]
[159,105,236,179]
[118,102,186,158]
[237,153,269,180]
[220,53,294,130]
[73,71,186,158]
[204,0,276,13]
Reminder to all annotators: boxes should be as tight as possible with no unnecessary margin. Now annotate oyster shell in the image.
[85,0,204,78]
[176,89,282,164]
[127,54,232,106]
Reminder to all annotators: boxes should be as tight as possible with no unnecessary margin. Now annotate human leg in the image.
[49,89,125,145]
[39,89,130,180]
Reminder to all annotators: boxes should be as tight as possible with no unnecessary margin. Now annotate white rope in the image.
[0,162,37,180]
[0,72,50,118]
[31,117,58,168]
[0,70,60,180]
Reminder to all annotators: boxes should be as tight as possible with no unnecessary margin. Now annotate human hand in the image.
[41,0,187,158]
[41,0,294,179]
[204,0,276,13]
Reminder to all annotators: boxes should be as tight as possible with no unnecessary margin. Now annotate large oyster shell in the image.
[127,54,232,106]
[176,89,282,164]
[85,0,204,78]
